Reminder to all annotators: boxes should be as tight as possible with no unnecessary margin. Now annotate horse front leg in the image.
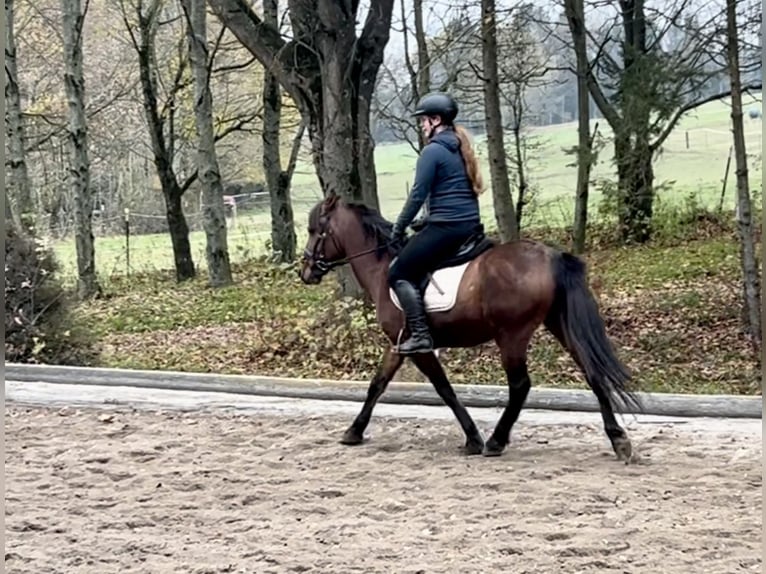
[340,347,404,445]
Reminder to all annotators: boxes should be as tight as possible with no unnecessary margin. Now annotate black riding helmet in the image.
[411,92,459,124]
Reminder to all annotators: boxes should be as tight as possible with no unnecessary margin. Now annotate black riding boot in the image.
[392,280,434,354]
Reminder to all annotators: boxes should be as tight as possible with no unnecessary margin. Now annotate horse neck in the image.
[342,226,391,304]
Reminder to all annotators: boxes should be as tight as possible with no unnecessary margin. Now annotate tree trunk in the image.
[182,0,232,286]
[726,0,761,351]
[512,125,528,229]
[565,0,591,254]
[354,76,382,211]
[61,0,100,299]
[6,0,32,229]
[616,133,654,243]
[413,0,430,150]
[164,183,196,281]
[480,0,518,242]
[261,0,296,263]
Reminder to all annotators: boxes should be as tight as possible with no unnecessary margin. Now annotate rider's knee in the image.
[387,257,405,286]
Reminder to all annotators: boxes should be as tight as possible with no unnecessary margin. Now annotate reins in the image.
[303,211,397,275]
[311,242,392,273]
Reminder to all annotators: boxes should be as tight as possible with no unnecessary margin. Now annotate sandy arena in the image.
[5,400,762,574]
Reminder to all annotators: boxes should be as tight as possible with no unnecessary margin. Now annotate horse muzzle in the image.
[299,252,330,284]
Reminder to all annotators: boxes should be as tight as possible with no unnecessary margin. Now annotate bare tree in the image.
[5,0,32,229]
[261,0,302,263]
[480,0,518,241]
[496,5,556,229]
[208,0,393,210]
[208,0,395,297]
[403,0,431,149]
[120,0,197,281]
[373,0,463,152]
[180,0,233,286]
[565,0,592,253]
[61,0,100,298]
[726,0,761,352]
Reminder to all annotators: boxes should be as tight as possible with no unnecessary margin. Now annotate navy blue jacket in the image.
[394,129,481,231]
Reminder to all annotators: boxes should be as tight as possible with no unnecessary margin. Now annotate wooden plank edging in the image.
[3,363,762,419]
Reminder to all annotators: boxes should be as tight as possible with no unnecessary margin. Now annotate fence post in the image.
[124,208,130,278]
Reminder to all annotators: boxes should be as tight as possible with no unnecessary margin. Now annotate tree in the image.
[206,0,394,210]
[726,0,761,352]
[261,0,303,263]
[180,0,233,287]
[568,0,752,243]
[208,0,395,296]
[5,0,33,229]
[564,0,592,253]
[120,0,197,282]
[496,5,555,230]
[372,1,466,152]
[480,0,518,242]
[61,0,100,299]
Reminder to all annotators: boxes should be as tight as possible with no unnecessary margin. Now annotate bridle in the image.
[302,210,392,277]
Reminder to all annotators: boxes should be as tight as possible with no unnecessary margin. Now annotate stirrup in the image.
[393,328,433,354]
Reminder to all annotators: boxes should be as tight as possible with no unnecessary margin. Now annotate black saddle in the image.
[414,230,495,293]
[434,231,494,271]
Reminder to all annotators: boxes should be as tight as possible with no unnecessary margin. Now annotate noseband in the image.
[302,210,392,276]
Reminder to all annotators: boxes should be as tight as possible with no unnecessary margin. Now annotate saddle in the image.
[388,226,495,313]
[415,230,495,294]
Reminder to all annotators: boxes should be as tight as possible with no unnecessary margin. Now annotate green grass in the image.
[50,93,762,280]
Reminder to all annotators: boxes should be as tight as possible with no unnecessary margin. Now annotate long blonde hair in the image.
[453,124,484,195]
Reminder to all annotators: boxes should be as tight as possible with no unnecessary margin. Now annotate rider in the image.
[389,91,485,354]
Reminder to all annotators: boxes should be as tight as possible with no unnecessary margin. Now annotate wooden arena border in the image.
[4,363,762,419]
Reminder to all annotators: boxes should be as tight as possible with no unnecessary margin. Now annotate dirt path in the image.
[5,405,761,574]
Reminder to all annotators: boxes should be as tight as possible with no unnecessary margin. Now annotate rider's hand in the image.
[391,223,405,245]
[410,216,426,232]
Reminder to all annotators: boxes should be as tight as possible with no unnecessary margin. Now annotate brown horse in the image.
[299,194,640,460]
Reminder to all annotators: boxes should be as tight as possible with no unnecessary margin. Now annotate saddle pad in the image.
[389,261,471,313]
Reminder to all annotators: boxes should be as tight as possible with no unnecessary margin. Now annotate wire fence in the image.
[44,195,321,280]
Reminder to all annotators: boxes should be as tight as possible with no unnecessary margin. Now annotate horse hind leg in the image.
[545,320,632,462]
[483,333,533,457]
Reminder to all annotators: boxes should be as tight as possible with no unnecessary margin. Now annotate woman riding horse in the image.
[389,92,485,354]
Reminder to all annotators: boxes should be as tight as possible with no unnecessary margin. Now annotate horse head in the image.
[299,193,396,285]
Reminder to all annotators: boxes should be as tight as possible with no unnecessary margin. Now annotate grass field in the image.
[51,94,762,280]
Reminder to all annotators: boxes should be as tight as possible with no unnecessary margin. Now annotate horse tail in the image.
[546,251,642,414]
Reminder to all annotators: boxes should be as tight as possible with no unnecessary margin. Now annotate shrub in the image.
[5,226,97,364]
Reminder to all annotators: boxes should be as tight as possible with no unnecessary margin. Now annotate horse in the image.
[299,193,641,460]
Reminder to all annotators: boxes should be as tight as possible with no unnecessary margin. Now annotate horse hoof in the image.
[613,436,633,462]
[340,428,364,445]
[482,437,506,457]
[464,439,484,456]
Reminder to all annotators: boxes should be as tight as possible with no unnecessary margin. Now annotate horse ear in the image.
[323,191,339,213]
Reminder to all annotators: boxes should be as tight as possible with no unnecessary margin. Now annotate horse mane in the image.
[346,201,397,259]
